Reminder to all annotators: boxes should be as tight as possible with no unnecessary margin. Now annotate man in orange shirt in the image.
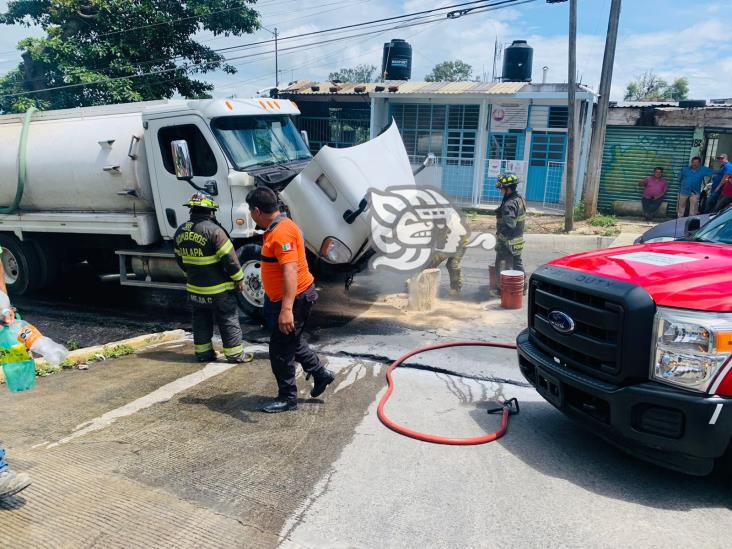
[246,187,335,413]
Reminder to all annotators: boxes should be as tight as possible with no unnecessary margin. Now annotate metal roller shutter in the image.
[598,126,694,215]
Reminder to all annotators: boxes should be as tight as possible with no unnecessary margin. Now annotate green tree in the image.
[663,77,689,100]
[0,0,260,113]
[424,60,473,82]
[623,71,689,101]
[328,64,377,83]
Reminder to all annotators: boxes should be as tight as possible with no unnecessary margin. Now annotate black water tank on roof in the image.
[503,40,533,82]
[382,39,412,80]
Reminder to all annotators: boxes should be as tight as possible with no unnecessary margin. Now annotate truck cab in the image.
[517,207,732,476]
[0,98,415,317]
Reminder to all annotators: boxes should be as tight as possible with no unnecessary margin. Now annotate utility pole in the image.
[583,0,622,216]
[274,27,279,88]
[565,0,577,231]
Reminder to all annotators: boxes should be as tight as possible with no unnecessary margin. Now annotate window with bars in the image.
[489,133,522,160]
[548,106,569,128]
[389,103,479,163]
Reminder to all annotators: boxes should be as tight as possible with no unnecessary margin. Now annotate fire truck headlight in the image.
[652,308,732,393]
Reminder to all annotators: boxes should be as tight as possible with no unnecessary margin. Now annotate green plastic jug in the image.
[0,322,36,393]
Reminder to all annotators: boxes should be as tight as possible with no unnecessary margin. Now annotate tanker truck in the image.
[0,99,416,316]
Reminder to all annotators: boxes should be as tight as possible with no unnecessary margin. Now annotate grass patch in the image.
[66,338,81,351]
[36,344,136,377]
[587,214,617,228]
[573,201,588,221]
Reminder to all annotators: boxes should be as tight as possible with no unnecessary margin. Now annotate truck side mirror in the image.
[171,140,194,181]
[412,153,437,176]
[684,216,701,239]
[300,130,310,149]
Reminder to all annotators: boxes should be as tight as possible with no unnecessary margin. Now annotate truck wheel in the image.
[0,234,43,295]
[236,243,265,319]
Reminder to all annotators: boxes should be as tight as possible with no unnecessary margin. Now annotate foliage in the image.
[623,71,689,101]
[328,64,377,83]
[0,0,261,113]
[66,338,81,351]
[573,201,587,221]
[425,60,473,82]
[587,214,617,228]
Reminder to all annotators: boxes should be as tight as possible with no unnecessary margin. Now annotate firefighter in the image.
[174,192,252,363]
[493,173,526,295]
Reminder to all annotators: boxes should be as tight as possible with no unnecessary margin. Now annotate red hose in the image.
[377,341,518,445]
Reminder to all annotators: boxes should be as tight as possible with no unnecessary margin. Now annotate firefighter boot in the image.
[311,368,336,398]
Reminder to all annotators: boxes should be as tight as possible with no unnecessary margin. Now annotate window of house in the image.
[158,124,217,177]
[548,106,569,128]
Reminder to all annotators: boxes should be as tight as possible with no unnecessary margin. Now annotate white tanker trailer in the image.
[0,99,416,315]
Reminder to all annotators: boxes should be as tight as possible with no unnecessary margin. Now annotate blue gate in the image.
[526,132,567,202]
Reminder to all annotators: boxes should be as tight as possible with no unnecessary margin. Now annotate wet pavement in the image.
[1,240,731,547]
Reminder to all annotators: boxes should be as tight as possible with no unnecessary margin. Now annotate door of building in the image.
[526,132,567,202]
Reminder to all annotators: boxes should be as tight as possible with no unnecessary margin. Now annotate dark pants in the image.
[642,197,664,219]
[495,243,524,290]
[264,285,324,402]
[705,190,720,213]
[191,292,243,360]
[714,195,732,213]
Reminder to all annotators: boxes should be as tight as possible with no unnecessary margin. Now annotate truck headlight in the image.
[652,308,732,393]
[320,237,352,264]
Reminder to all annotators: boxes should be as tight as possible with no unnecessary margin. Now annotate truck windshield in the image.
[693,208,732,244]
[211,116,312,170]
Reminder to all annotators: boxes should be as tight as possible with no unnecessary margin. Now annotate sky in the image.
[0,0,729,101]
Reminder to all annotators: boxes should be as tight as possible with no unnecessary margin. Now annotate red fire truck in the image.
[517,209,732,476]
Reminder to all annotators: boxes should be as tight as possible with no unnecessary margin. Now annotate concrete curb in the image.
[0,329,187,383]
[523,233,616,252]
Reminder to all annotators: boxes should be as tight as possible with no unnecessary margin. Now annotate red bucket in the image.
[500,270,524,310]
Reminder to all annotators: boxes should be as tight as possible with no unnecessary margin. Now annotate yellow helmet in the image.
[184,192,218,210]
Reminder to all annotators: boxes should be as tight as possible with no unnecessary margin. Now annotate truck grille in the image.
[527,265,656,384]
[530,279,622,376]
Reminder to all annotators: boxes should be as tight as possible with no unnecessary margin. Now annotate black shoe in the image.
[310,368,335,398]
[261,400,298,413]
[196,352,216,363]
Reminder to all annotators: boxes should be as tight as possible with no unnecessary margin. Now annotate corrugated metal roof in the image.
[279,80,526,96]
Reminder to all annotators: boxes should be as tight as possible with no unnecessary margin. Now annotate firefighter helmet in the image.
[184,192,218,210]
[496,173,519,189]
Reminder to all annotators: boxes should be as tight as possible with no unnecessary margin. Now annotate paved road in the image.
[2,235,730,547]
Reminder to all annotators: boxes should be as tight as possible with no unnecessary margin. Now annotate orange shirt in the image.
[261,216,314,302]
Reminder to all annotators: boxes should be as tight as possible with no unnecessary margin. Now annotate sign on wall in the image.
[490,103,529,132]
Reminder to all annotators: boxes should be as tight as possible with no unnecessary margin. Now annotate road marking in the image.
[47,362,235,448]
[709,403,723,425]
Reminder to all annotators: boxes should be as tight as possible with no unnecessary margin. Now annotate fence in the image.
[297,114,370,154]
[542,161,566,212]
[407,155,566,212]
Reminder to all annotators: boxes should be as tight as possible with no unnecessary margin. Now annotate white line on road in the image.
[46,361,235,448]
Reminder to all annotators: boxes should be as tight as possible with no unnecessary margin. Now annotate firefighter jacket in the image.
[174,214,244,297]
[495,190,527,256]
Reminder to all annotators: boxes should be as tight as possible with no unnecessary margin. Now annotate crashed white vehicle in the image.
[0,98,416,316]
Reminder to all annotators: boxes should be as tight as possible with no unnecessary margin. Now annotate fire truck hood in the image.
[549,241,732,312]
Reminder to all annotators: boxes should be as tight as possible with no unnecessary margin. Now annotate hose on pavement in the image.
[377,341,519,445]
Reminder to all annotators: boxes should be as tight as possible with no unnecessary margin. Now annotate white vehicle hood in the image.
[280,121,416,264]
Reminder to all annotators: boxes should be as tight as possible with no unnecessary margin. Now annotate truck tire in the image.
[31,239,61,289]
[236,243,265,319]
[0,234,43,295]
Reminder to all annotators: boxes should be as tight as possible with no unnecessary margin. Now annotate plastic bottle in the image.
[0,291,69,367]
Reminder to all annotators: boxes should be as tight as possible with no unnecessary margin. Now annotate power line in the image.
[0,0,534,100]
[2,0,370,86]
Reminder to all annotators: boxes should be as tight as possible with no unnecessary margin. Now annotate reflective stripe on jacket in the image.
[174,215,243,296]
